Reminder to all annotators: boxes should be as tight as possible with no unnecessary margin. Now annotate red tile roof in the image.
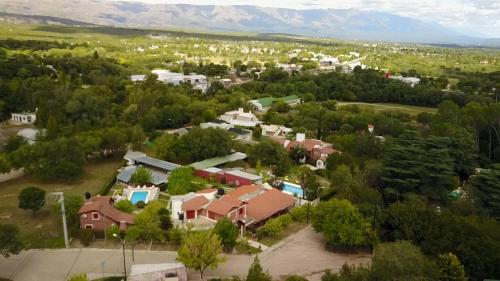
[246,188,296,223]
[225,185,262,200]
[78,196,135,225]
[207,196,243,216]
[182,196,209,211]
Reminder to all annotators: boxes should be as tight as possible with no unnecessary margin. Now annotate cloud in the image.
[104,0,500,37]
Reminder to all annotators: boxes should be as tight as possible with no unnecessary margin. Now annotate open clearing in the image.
[337,102,437,116]
[0,158,123,237]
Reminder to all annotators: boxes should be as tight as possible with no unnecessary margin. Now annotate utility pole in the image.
[49,192,69,248]
[114,233,127,278]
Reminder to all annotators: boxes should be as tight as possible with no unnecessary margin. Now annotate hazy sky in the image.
[105,0,500,37]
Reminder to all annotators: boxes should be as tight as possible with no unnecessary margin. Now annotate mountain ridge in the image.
[0,0,484,44]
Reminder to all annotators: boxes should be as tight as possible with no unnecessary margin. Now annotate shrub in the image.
[79,229,93,246]
[106,224,121,240]
[290,205,308,222]
[99,171,118,195]
[167,227,184,245]
[136,201,145,208]
[279,214,293,228]
[259,217,284,238]
[115,200,134,213]
[67,273,89,281]
[18,186,46,216]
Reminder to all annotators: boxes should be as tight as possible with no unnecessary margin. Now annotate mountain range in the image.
[0,0,493,44]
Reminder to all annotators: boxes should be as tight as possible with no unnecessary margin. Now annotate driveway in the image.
[0,226,370,281]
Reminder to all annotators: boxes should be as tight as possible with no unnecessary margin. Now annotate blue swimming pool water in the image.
[130,191,148,204]
[282,182,304,198]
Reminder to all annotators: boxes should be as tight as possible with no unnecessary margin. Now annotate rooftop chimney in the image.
[296,133,306,142]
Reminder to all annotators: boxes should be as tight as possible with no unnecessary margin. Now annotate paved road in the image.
[0,226,370,281]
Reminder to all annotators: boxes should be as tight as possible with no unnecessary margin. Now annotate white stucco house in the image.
[219,108,261,127]
[11,112,36,124]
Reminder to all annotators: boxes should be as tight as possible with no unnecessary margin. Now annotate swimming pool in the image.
[281,182,304,198]
[129,191,149,205]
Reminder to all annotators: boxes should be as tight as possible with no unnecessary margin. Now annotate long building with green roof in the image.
[249,95,301,111]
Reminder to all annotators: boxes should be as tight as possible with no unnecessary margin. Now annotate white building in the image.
[131,69,209,92]
[200,119,234,130]
[261,124,292,137]
[219,108,261,128]
[389,76,421,88]
[320,55,339,66]
[11,112,36,124]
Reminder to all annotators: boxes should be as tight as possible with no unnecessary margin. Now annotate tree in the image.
[289,145,308,164]
[53,195,83,231]
[167,128,233,164]
[127,201,164,244]
[214,217,239,252]
[0,153,11,174]
[3,135,27,153]
[246,256,272,281]
[131,167,152,185]
[252,124,262,140]
[177,230,226,279]
[158,208,173,231]
[0,223,23,257]
[330,164,354,195]
[297,165,320,200]
[9,138,85,181]
[381,132,455,202]
[18,186,45,216]
[436,253,467,281]
[312,199,375,250]
[371,241,440,281]
[105,224,121,241]
[167,167,195,195]
[470,164,500,218]
[115,200,134,213]
[248,140,291,176]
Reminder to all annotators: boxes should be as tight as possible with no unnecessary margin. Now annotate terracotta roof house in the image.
[271,133,341,169]
[205,196,246,222]
[78,196,135,234]
[179,184,297,229]
[181,196,210,220]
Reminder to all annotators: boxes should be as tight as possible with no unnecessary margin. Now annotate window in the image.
[165,273,177,278]
[92,212,100,220]
[85,224,93,229]
[81,214,87,219]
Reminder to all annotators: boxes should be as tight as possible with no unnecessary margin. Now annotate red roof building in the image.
[180,184,296,229]
[271,133,341,169]
[181,196,210,219]
[78,196,135,233]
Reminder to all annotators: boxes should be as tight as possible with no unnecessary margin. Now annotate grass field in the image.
[0,157,123,240]
[337,102,437,116]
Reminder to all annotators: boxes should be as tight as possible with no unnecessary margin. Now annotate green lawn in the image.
[337,102,437,116]
[0,157,123,239]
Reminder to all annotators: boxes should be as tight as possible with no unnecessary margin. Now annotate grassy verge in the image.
[258,221,308,246]
[234,241,262,255]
